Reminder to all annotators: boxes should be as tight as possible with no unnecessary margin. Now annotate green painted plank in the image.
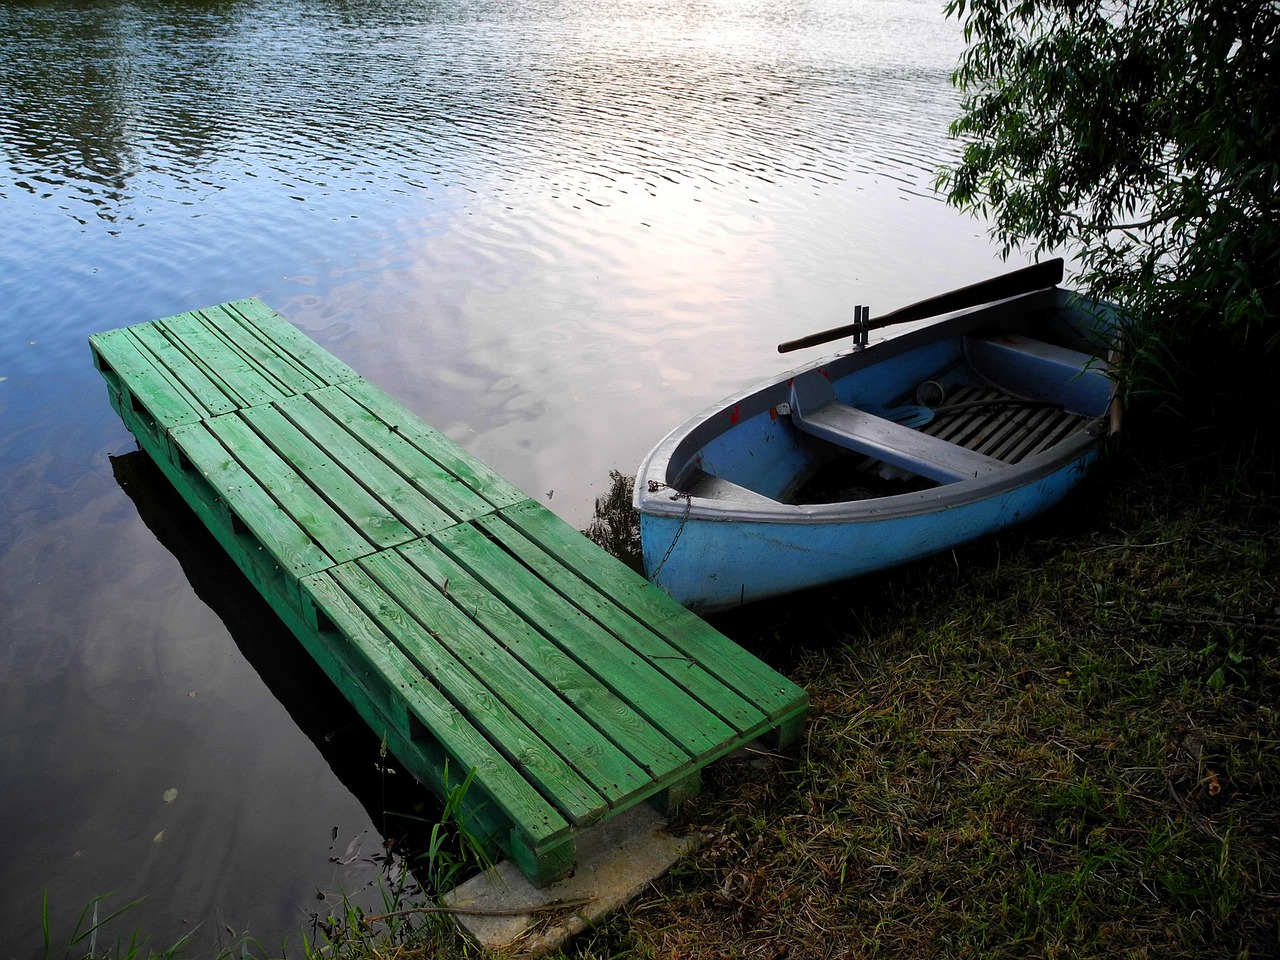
[89,328,207,428]
[473,510,770,737]
[327,560,609,826]
[339,379,528,511]
[128,323,240,418]
[113,400,319,625]
[203,412,373,565]
[397,538,694,777]
[273,390,458,537]
[221,298,361,388]
[168,421,334,581]
[359,550,655,805]
[190,304,330,398]
[303,568,572,848]
[159,313,290,408]
[309,384,512,523]
[502,500,809,722]
[430,522,739,760]
[239,402,416,550]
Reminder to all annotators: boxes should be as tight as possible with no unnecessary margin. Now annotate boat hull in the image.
[634,286,1119,612]
[640,444,1100,612]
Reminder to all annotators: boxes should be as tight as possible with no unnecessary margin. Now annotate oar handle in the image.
[777,258,1065,354]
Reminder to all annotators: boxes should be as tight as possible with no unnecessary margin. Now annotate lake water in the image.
[0,0,1005,952]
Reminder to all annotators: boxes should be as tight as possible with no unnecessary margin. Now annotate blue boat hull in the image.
[640,445,1100,611]
[635,286,1120,612]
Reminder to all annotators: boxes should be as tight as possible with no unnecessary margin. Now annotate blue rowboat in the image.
[634,260,1123,612]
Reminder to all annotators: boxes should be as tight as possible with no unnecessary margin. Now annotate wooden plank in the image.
[111,401,325,625]
[339,379,527,512]
[188,304,331,398]
[202,412,373,565]
[974,408,1043,462]
[325,560,610,826]
[221,298,362,388]
[308,385,510,524]
[396,538,695,775]
[358,550,658,805]
[128,323,240,418]
[239,402,416,550]
[156,313,288,409]
[475,510,773,732]
[275,389,459,536]
[430,520,743,760]
[168,421,335,582]
[993,408,1066,462]
[499,500,809,731]
[302,567,573,849]
[89,328,208,429]
[798,401,1005,483]
[923,386,987,447]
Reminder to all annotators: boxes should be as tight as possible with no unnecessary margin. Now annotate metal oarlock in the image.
[851,304,870,352]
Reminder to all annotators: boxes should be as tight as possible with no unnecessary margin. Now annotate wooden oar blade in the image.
[777,258,1065,354]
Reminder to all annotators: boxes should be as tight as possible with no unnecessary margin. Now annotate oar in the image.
[777,258,1065,354]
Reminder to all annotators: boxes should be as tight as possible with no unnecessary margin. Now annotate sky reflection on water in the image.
[0,0,1006,950]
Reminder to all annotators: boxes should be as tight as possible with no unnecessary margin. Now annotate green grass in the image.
[46,437,1279,959]
[566,439,1280,958]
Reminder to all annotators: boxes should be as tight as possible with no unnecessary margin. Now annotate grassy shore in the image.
[61,433,1278,959]
[558,435,1280,958]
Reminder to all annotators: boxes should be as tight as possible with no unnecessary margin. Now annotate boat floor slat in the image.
[921,386,1087,465]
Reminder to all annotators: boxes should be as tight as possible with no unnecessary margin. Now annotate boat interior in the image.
[686,310,1115,507]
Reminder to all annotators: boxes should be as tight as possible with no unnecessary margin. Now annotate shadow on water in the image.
[107,450,449,899]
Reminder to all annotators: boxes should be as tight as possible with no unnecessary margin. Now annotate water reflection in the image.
[0,0,1005,949]
[0,0,964,228]
[108,451,445,937]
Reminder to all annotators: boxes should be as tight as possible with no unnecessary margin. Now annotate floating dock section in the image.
[90,300,808,886]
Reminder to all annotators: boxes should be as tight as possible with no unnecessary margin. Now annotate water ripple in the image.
[1,0,965,233]
[0,1,1005,949]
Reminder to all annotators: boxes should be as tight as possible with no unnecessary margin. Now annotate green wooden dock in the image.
[90,299,808,886]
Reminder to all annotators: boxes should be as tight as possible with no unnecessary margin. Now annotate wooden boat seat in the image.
[965,333,1111,416]
[788,374,1006,484]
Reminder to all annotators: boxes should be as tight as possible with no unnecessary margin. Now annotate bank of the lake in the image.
[579,437,1280,960]
[62,434,1277,959]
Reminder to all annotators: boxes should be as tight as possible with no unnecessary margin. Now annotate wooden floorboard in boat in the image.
[90,299,809,887]
[920,386,1089,464]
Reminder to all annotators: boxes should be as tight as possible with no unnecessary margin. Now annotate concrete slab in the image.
[443,804,702,957]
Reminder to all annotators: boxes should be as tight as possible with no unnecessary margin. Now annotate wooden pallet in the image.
[90,299,808,886]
